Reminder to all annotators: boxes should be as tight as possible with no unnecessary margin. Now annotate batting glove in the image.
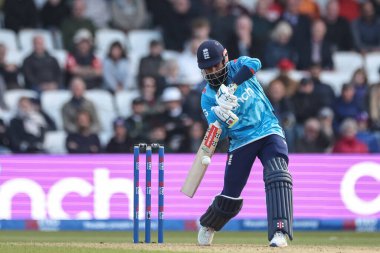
[212,106,239,128]
[216,84,238,111]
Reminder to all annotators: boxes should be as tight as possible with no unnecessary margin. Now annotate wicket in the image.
[133,143,164,243]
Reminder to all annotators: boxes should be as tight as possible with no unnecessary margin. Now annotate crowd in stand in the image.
[0,0,380,154]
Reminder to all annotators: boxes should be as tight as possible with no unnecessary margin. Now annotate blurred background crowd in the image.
[0,0,380,154]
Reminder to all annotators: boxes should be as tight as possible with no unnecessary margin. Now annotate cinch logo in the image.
[236,87,255,106]
[340,162,380,215]
[203,48,210,59]
[0,169,145,220]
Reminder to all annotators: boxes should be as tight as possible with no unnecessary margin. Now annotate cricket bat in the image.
[181,83,238,198]
[181,121,222,197]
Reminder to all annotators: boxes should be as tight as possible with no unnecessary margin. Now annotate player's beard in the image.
[202,63,229,89]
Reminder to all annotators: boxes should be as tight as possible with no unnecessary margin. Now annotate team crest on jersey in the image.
[203,48,210,59]
[202,87,206,94]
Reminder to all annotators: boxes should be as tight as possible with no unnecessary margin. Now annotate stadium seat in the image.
[365,52,380,84]
[320,71,351,95]
[288,70,306,82]
[333,51,364,77]
[18,29,55,53]
[256,69,279,86]
[162,50,181,61]
[4,89,38,113]
[99,131,113,147]
[0,29,18,51]
[40,90,71,130]
[114,90,140,118]
[95,29,127,57]
[126,30,162,59]
[85,89,117,133]
[43,130,67,154]
[50,49,68,68]
[4,49,23,66]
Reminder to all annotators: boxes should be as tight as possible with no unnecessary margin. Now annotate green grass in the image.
[0,231,379,253]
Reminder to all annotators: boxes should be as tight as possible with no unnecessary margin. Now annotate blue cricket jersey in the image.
[201,56,285,151]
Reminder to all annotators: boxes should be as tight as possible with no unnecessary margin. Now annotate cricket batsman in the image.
[196,40,293,247]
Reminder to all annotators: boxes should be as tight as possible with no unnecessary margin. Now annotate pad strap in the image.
[264,157,293,241]
[200,195,243,231]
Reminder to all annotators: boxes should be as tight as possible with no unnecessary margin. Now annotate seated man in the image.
[66,110,101,153]
[66,29,102,89]
[22,35,62,92]
[62,77,100,133]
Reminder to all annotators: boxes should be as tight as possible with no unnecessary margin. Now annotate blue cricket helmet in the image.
[197,40,225,69]
[196,40,229,87]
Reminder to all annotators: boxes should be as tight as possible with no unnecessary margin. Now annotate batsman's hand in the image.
[216,84,238,111]
[212,106,239,128]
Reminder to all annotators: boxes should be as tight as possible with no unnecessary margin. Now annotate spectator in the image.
[351,0,380,53]
[0,43,20,89]
[66,110,101,153]
[264,21,297,69]
[318,107,335,144]
[292,77,323,124]
[161,0,199,51]
[251,0,276,61]
[109,0,148,32]
[156,87,190,153]
[3,0,38,32]
[333,84,362,129]
[177,37,203,86]
[158,59,181,86]
[138,40,165,80]
[280,0,312,68]
[309,63,336,108]
[125,97,149,142]
[61,0,96,51]
[356,112,380,153]
[178,77,203,122]
[30,98,57,132]
[62,77,100,133]
[139,76,163,113]
[0,119,11,154]
[226,15,255,60]
[147,124,172,152]
[103,41,131,93]
[266,78,296,152]
[181,121,205,153]
[208,0,237,46]
[191,17,211,41]
[332,118,369,153]
[295,118,332,153]
[40,0,70,30]
[106,117,135,153]
[369,82,380,130]
[299,19,334,70]
[339,0,360,21]
[22,35,62,92]
[66,29,102,89]
[350,68,369,111]
[84,0,110,28]
[9,97,48,153]
[298,0,320,19]
[275,59,299,97]
[323,0,354,51]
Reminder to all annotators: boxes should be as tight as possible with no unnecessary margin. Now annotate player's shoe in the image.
[198,226,215,246]
[269,231,288,247]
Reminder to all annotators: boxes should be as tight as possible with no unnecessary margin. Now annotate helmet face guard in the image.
[201,62,229,88]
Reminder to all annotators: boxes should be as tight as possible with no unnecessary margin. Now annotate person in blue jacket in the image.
[196,40,293,247]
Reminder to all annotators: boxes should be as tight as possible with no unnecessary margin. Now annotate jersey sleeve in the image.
[201,90,228,140]
[231,56,262,75]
